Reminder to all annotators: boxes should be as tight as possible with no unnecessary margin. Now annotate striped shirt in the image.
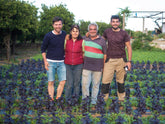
[83,35,107,71]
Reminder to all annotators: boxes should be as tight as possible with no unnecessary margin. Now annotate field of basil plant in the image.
[0,59,165,124]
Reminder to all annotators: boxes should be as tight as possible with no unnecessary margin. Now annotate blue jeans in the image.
[82,69,102,104]
[65,64,83,101]
[47,61,66,82]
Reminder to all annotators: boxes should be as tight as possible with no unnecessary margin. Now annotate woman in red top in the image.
[64,24,84,102]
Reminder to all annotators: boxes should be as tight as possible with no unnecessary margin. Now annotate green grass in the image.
[32,50,165,63]
[31,54,42,60]
[132,50,165,63]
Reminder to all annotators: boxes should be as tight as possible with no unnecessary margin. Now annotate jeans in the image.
[82,69,102,104]
[65,64,83,101]
[47,61,66,82]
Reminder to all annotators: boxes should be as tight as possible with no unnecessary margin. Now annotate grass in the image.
[31,50,165,63]
[1,44,165,66]
[31,53,42,60]
[132,50,165,63]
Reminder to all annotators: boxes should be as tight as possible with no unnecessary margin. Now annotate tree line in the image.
[0,0,130,61]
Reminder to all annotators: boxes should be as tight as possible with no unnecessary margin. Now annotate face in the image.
[89,25,97,37]
[110,19,120,30]
[70,28,79,39]
[52,20,63,33]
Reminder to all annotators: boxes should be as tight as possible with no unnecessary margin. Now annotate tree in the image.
[39,4,75,40]
[78,20,91,36]
[0,0,38,61]
[96,22,111,36]
[118,7,131,30]
[11,1,38,53]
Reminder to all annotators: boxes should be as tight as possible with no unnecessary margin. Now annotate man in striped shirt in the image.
[82,23,107,105]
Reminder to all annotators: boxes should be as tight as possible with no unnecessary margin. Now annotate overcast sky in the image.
[24,0,165,31]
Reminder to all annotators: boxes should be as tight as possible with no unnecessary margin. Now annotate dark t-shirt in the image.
[103,28,130,59]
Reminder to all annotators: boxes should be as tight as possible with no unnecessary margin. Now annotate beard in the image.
[54,28,62,33]
[112,26,119,30]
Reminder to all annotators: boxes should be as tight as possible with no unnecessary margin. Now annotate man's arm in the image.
[82,40,85,57]
[102,36,106,40]
[41,34,49,71]
[125,41,132,70]
[104,54,107,63]
[42,52,49,71]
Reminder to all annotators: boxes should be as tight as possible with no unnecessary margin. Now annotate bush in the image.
[132,39,143,50]
[142,42,153,51]
[158,33,165,39]
[144,35,153,42]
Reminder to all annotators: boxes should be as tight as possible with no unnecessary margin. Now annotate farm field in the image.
[0,58,165,123]
[30,50,165,63]
[1,1,165,123]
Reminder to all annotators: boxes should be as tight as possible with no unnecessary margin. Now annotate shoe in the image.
[50,98,54,101]
[91,104,96,111]
[118,100,124,104]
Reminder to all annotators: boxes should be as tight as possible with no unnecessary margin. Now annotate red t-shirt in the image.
[103,28,130,59]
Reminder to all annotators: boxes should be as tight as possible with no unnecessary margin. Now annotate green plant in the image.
[72,114,84,124]
[158,33,165,39]
[143,41,154,51]
[132,39,143,50]
[146,97,152,109]
[144,34,153,41]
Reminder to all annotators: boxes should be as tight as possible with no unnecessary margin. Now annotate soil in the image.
[151,39,165,50]
[0,43,41,66]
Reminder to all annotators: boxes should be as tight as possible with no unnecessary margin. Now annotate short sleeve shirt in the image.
[103,28,130,59]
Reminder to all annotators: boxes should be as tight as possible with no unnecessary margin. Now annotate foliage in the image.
[131,31,159,51]
[132,31,145,39]
[38,4,74,39]
[132,50,165,63]
[0,0,38,36]
[78,20,111,36]
[125,29,134,38]
[118,7,131,28]
[31,48,165,63]
[78,20,91,36]
[158,33,165,39]
[96,22,111,36]
[0,59,165,123]
[119,7,131,18]
[132,38,143,50]
[0,0,38,60]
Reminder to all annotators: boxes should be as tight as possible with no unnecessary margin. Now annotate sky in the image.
[24,0,165,31]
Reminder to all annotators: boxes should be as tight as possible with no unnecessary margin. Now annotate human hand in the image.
[65,34,69,40]
[126,61,131,71]
[85,32,89,37]
[44,61,49,71]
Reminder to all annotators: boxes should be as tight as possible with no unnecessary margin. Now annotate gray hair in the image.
[88,23,99,31]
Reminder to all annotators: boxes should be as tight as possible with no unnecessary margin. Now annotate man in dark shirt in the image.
[101,15,132,102]
[41,16,66,100]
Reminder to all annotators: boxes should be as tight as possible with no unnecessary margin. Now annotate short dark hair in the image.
[69,24,83,40]
[52,16,63,24]
[111,15,120,22]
